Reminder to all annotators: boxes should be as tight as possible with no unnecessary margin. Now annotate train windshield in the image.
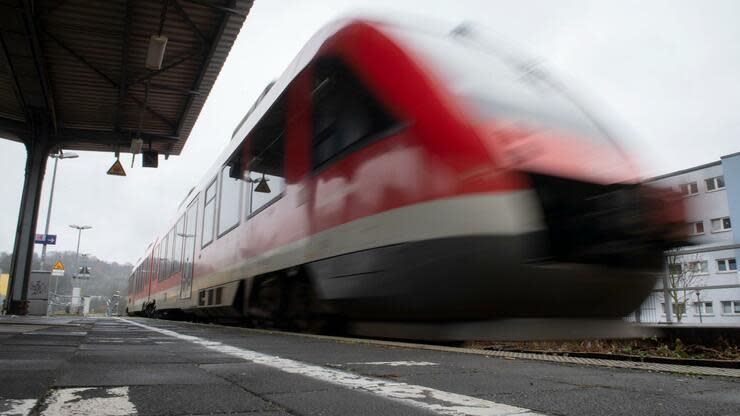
[387,26,613,144]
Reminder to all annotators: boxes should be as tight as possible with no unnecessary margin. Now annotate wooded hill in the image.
[0,251,132,301]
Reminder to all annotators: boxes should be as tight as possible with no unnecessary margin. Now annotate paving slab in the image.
[0,369,58,400]
[264,389,437,416]
[0,359,65,371]
[0,334,85,346]
[128,318,740,416]
[200,362,342,394]
[54,362,230,387]
[125,384,276,415]
[69,349,191,364]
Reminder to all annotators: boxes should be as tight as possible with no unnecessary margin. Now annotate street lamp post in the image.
[41,152,78,271]
[79,253,91,298]
[44,152,78,315]
[696,291,703,324]
[69,224,92,310]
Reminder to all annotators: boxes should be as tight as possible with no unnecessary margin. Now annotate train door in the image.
[181,196,198,299]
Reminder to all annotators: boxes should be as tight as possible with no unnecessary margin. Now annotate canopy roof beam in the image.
[0,31,27,118]
[114,0,131,133]
[43,29,176,130]
[21,0,57,133]
[181,0,248,17]
[172,0,210,47]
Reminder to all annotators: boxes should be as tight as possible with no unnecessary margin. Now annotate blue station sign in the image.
[34,234,57,245]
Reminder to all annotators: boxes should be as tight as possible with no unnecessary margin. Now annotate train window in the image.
[229,93,286,218]
[181,197,198,299]
[311,58,398,172]
[153,244,160,282]
[160,237,167,279]
[218,165,242,236]
[173,216,184,274]
[148,253,153,284]
[163,231,170,277]
[248,172,285,215]
[159,235,168,281]
[166,228,175,276]
[157,239,167,280]
[202,178,217,247]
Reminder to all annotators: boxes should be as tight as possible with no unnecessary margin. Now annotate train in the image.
[127,18,685,333]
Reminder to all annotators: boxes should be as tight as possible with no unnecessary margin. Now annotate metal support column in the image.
[5,132,50,315]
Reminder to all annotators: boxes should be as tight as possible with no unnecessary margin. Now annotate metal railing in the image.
[626,243,740,325]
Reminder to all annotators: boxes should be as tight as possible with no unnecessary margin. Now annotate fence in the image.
[625,243,740,325]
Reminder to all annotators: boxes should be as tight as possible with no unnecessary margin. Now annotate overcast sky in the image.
[1,0,739,266]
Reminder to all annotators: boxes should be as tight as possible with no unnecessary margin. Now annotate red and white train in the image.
[127,18,684,329]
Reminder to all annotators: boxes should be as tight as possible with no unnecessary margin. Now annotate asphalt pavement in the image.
[0,316,738,415]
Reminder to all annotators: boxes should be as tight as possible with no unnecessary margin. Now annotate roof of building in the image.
[720,151,740,160]
[0,0,252,156]
[646,160,722,182]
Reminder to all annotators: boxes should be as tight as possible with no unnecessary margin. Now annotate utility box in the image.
[27,270,50,316]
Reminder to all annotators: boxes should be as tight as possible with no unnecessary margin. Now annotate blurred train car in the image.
[126,18,684,332]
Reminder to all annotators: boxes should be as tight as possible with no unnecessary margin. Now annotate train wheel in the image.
[248,269,342,334]
[143,301,157,318]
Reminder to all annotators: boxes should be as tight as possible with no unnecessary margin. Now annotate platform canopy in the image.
[0,0,252,316]
[0,0,252,156]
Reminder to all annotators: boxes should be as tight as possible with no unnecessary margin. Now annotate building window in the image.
[679,182,699,196]
[694,301,713,315]
[721,300,740,314]
[218,166,242,236]
[688,221,704,235]
[717,258,737,272]
[661,302,686,316]
[710,217,732,232]
[202,179,217,247]
[705,175,725,191]
[686,260,708,274]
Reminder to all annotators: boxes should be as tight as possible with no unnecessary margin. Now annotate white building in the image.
[635,152,740,325]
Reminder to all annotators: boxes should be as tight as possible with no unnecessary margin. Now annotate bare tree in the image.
[665,251,706,322]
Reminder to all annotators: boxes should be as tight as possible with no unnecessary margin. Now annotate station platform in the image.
[1,316,739,415]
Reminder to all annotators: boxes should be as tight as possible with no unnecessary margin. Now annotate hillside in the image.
[0,251,132,306]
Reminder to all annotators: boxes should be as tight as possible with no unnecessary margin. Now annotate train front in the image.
[368,24,686,322]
